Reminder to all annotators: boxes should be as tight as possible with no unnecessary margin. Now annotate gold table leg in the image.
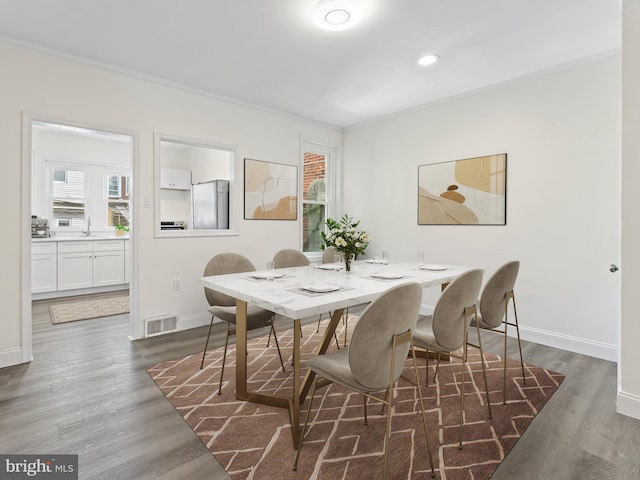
[289,319,301,446]
[235,299,247,398]
[233,299,345,448]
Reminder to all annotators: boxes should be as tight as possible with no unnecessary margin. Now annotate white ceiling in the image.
[0,0,622,128]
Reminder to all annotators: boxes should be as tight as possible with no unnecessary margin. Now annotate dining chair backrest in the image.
[203,253,256,307]
[479,261,520,329]
[322,246,338,264]
[273,249,310,268]
[431,269,484,351]
[349,282,422,391]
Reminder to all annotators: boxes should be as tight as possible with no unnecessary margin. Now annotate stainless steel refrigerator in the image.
[192,180,229,229]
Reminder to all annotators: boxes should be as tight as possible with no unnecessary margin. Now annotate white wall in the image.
[619,0,640,419]
[189,147,231,184]
[0,40,341,366]
[344,54,621,361]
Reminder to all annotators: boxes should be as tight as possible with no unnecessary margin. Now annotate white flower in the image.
[323,215,369,257]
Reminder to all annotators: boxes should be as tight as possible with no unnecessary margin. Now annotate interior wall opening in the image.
[28,119,134,350]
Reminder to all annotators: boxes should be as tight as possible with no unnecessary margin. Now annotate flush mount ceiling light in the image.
[418,54,440,66]
[313,0,363,31]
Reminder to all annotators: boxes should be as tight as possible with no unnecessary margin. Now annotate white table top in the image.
[200,261,475,319]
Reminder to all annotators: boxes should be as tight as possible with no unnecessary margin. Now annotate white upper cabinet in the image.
[160,168,191,190]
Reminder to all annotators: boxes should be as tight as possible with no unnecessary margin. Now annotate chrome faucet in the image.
[82,216,91,237]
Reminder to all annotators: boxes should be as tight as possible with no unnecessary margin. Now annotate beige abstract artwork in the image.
[244,158,297,220]
[418,153,506,225]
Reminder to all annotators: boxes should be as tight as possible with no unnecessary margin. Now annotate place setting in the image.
[363,252,410,281]
[365,250,389,265]
[247,261,289,281]
[249,271,285,281]
[414,252,449,271]
[419,264,448,271]
[368,272,407,281]
[292,282,351,297]
[315,263,344,271]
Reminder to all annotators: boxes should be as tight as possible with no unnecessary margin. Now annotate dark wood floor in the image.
[1,296,639,479]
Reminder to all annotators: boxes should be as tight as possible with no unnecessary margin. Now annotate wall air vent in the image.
[144,314,178,337]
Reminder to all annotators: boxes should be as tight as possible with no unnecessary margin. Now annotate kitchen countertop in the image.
[32,235,129,242]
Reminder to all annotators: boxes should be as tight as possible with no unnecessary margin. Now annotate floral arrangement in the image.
[322,214,370,270]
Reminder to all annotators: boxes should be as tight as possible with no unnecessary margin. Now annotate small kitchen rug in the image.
[49,295,130,324]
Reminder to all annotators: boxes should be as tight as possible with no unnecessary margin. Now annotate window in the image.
[108,175,122,198]
[106,173,131,227]
[53,170,67,183]
[51,167,86,228]
[46,161,131,231]
[301,142,338,254]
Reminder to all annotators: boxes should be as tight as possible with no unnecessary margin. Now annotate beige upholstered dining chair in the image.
[200,253,285,395]
[293,282,436,479]
[412,268,492,449]
[322,245,339,264]
[272,248,310,268]
[472,260,526,404]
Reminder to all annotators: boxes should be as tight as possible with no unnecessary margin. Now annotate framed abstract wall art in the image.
[244,158,298,220]
[418,153,507,225]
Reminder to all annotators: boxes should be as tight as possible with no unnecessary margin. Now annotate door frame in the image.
[21,112,139,363]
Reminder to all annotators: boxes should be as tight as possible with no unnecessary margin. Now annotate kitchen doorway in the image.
[22,115,137,362]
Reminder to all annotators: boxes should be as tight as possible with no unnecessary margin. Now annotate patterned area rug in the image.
[147,319,564,480]
[49,295,130,324]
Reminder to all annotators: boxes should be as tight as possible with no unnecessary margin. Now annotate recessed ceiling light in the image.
[418,54,440,66]
[313,0,363,31]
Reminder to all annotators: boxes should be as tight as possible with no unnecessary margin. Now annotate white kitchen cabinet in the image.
[93,250,125,287]
[57,241,93,291]
[161,168,191,190]
[31,242,57,293]
[57,240,92,254]
[56,239,126,291]
[93,239,125,252]
[58,251,93,290]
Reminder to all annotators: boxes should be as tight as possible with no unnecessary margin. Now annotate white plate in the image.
[420,265,447,271]
[252,272,284,280]
[301,283,340,293]
[316,264,343,270]
[366,259,388,264]
[372,273,404,279]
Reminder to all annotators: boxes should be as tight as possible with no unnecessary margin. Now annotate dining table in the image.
[199,259,476,447]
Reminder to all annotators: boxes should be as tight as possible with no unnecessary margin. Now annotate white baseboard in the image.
[518,325,617,362]
[419,304,434,316]
[617,390,640,420]
[0,347,27,368]
[32,284,128,301]
[419,303,618,362]
[178,312,211,331]
[142,307,619,363]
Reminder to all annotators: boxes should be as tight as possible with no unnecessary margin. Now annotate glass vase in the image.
[344,254,354,273]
